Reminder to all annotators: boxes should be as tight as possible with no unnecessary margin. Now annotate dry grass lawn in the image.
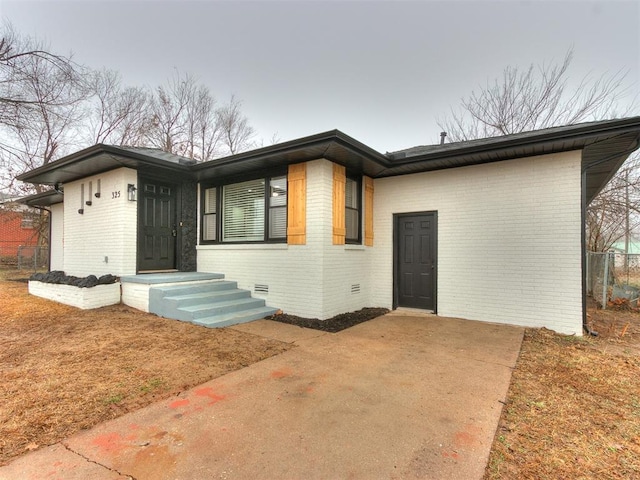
[3,268,640,478]
[0,270,291,466]
[485,306,640,479]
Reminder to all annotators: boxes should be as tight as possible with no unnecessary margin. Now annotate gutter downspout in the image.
[581,143,640,336]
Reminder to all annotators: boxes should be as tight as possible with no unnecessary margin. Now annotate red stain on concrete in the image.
[169,398,190,409]
[195,386,225,405]
[270,367,293,379]
[442,450,460,459]
[92,432,126,454]
[453,424,481,448]
[129,423,140,430]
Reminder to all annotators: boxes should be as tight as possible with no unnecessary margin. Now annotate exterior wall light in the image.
[127,184,137,201]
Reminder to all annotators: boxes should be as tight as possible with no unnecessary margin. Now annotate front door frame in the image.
[393,211,438,312]
[137,174,180,273]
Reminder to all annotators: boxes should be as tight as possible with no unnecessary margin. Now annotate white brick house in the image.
[19,118,640,335]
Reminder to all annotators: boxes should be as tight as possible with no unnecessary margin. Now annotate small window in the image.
[345,176,361,243]
[21,217,34,229]
[202,187,217,241]
[268,176,287,239]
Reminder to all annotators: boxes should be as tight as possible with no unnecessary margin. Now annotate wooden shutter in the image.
[333,164,346,245]
[364,176,374,246]
[287,163,306,245]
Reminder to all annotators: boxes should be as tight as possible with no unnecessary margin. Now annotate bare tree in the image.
[84,69,151,146]
[217,95,256,154]
[184,83,223,161]
[438,50,634,142]
[586,158,640,252]
[146,72,256,160]
[437,50,639,251]
[147,72,195,155]
[0,25,87,194]
[0,22,82,142]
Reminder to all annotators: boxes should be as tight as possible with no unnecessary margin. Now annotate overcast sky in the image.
[1,0,638,152]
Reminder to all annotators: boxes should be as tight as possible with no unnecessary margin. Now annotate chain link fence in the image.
[587,251,640,309]
[0,245,49,271]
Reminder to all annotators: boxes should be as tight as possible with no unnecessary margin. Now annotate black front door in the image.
[395,212,437,310]
[138,178,177,272]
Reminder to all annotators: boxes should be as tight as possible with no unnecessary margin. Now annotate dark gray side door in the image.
[394,212,437,310]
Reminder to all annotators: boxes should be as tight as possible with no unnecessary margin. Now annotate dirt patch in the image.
[485,305,640,479]
[268,308,389,333]
[0,270,291,466]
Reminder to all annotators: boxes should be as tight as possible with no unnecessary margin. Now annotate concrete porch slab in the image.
[120,272,224,284]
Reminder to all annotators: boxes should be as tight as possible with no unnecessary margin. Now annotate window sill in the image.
[344,244,366,251]
[197,243,288,251]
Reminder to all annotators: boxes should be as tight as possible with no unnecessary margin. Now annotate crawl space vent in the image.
[351,284,361,294]
[254,284,269,294]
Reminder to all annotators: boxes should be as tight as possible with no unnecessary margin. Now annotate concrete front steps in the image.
[122,272,278,328]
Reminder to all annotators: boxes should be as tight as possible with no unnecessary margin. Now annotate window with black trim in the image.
[345,175,361,243]
[202,187,217,241]
[201,175,287,243]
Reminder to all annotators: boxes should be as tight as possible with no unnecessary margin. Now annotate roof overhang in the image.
[581,131,640,203]
[380,117,640,204]
[16,144,193,186]
[18,190,64,207]
[191,130,389,182]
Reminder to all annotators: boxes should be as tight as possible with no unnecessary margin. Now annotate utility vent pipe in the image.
[440,132,447,145]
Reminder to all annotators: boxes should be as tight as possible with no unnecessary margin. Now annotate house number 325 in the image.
[112,191,121,199]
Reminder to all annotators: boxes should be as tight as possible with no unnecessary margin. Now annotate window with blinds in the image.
[345,176,361,242]
[222,179,265,242]
[203,187,217,241]
[268,176,287,239]
[201,174,287,244]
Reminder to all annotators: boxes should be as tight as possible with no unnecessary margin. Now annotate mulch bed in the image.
[267,307,389,333]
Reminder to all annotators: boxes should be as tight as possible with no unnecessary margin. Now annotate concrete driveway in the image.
[0,312,523,480]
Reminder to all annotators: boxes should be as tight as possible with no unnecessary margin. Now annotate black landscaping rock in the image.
[78,275,98,288]
[98,274,117,285]
[30,272,46,282]
[29,271,118,287]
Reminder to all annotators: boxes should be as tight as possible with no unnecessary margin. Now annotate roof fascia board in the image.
[390,118,640,165]
[17,144,191,183]
[16,144,106,181]
[191,129,390,172]
[19,190,63,206]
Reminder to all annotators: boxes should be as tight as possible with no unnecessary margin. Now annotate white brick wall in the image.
[198,151,583,333]
[197,159,374,319]
[371,151,583,335]
[49,203,64,271]
[63,168,138,276]
[29,281,121,309]
[120,282,150,312]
